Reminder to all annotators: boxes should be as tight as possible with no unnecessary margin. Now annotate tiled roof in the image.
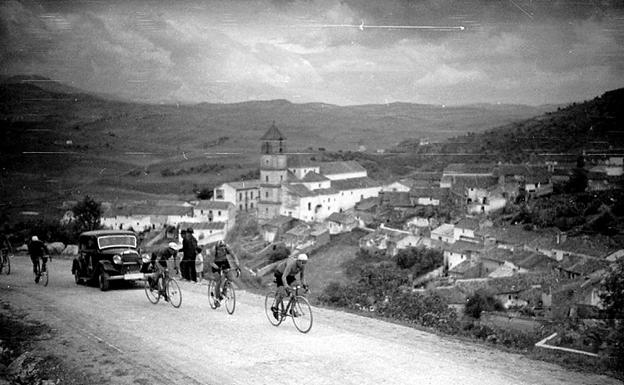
[260,122,286,141]
[193,200,234,210]
[509,250,553,271]
[355,197,379,211]
[284,183,316,197]
[450,176,498,190]
[331,177,381,190]
[431,223,454,237]
[381,191,412,207]
[104,205,193,217]
[446,240,484,254]
[476,225,541,245]
[320,161,367,176]
[287,155,317,168]
[301,171,329,182]
[178,221,225,231]
[480,247,513,263]
[455,217,480,231]
[443,163,494,175]
[556,255,609,276]
[224,180,262,189]
[554,235,621,258]
[326,212,355,224]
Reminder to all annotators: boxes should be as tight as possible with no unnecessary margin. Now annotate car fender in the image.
[98,260,117,274]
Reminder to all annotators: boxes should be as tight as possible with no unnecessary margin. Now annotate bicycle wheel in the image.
[41,269,49,287]
[166,278,182,308]
[264,291,284,327]
[207,279,218,309]
[223,281,236,315]
[145,280,160,304]
[291,296,313,333]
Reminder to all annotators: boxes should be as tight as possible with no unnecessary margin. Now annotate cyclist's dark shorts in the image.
[274,272,296,287]
[212,260,231,274]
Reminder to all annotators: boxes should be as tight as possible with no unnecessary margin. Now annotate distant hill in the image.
[0,75,561,222]
[424,88,624,162]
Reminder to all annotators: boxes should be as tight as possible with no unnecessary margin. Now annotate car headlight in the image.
[113,255,122,264]
[142,254,151,263]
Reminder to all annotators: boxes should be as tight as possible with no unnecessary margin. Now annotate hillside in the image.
[431,88,624,161]
[0,76,552,221]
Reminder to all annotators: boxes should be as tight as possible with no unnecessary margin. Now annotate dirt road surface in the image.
[0,256,620,385]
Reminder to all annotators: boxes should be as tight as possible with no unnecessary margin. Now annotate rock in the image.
[62,245,79,256]
[7,351,43,384]
[47,242,66,255]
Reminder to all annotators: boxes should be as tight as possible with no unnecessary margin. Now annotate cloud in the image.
[0,0,622,105]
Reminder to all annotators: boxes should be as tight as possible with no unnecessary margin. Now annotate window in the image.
[308,202,311,211]
[240,204,243,210]
[218,211,221,216]
[250,203,254,208]
[266,176,269,182]
[215,189,224,199]
[201,210,204,215]
[250,191,253,199]
[280,176,283,181]
[239,192,242,200]
[265,191,269,198]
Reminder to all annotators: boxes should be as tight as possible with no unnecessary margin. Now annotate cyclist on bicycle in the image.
[28,235,49,283]
[148,242,181,298]
[211,240,241,306]
[271,253,308,318]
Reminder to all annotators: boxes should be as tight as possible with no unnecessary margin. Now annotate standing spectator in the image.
[176,229,186,277]
[28,235,49,283]
[181,227,199,282]
[196,248,205,284]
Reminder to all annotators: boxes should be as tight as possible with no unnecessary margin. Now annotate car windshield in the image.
[97,235,137,249]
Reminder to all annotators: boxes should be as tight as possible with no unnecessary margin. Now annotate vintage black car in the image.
[72,230,149,291]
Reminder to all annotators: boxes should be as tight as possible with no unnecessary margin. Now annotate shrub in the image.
[465,290,504,319]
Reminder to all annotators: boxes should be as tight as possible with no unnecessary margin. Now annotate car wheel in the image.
[99,271,110,291]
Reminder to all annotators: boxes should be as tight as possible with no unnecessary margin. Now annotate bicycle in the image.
[144,266,182,308]
[34,256,49,287]
[207,268,237,315]
[265,285,313,333]
[0,249,11,275]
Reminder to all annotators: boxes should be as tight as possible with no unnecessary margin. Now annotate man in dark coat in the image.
[181,228,200,282]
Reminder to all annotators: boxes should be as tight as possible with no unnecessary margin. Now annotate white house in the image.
[101,204,195,231]
[431,223,455,244]
[190,200,236,231]
[453,217,480,242]
[213,180,261,212]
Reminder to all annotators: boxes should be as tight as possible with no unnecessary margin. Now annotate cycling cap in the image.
[297,253,308,261]
[168,242,180,251]
[31,235,39,241]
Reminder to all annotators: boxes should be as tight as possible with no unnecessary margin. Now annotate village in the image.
[83,123,624,338]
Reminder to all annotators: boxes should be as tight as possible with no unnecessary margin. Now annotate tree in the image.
[72,195,102,233]
[464,290,504,319]
[600,258,624,319]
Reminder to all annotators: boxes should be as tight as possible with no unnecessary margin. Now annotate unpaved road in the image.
[0,256,620,385]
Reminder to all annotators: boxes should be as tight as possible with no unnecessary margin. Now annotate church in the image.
[214,123,382,223]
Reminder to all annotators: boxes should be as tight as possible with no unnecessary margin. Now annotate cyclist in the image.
[28,235,49,283]
[149,242,181,299]
[211,240,241,306]
[271,253,308,318]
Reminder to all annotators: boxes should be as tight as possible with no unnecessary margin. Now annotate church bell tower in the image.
[258,122,288,220]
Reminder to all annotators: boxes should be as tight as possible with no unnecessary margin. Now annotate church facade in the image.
[223,123,382,223]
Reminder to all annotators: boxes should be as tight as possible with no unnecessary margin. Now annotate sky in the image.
[0,0,623,106]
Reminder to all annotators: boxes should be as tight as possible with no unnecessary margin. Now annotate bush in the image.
[267,244,291,263]
[465,290,504,319]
